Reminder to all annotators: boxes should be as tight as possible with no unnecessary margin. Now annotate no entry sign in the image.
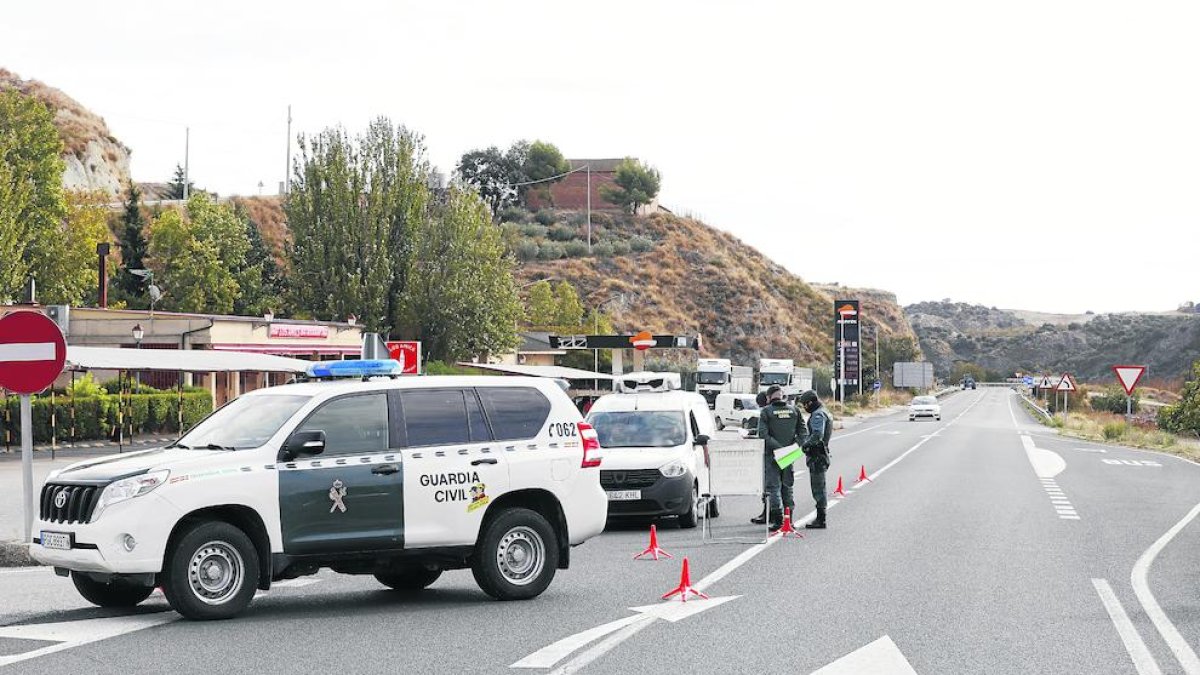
[0,311,67,394]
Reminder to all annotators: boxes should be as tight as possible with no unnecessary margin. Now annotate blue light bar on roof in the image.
[307,359,403,379]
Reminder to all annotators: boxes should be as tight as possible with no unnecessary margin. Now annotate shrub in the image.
[592,241,616,258]
[629,235,654,252]
[497,206,528,223]
[564,240,590,257]
[534,210,555,226]
[537,242,565,260]
[591,211,613,226]
[610,240,631,256]
[1091,389,1138,414]
[547,224,577,242]
[1102,421,1126,440]
[514,240,539,261]
[519,223,548,238]
[3,391,213,444]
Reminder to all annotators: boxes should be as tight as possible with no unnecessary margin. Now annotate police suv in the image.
[29,360,607,620]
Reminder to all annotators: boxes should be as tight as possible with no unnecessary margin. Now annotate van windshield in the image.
[587,411,687,448]
[172,394,311,451]
[738,397,760,410]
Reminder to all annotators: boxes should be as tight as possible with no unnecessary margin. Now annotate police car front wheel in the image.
[162,520,260,620]
[472,508,558,600]
[71,572,155,608]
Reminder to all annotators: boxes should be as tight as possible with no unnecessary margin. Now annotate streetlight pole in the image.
[586,165,592,253]
[838,317,846,403]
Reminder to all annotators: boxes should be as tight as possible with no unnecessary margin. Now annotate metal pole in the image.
[183,127,190,200]
[838,318,845,402]
[586,165,592,253]
[874,326,880,405]
[1126,395,1132,419]
[284,105,292,195]
[21,394,33,543]
[50,389,56,459]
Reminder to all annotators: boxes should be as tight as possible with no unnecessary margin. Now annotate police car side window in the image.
[401,389,471,447]
[478,387,551,442]
[297,394,388,456]
[465,390,492,442]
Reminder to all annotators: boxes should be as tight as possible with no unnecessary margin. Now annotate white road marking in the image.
[629,595,739,622]
[1093,578,1164,675]
[257,578,321,596]
[1132,500,1200,674]
[0,566,52,576]
[1022,435,1066,478]
[810,635,919,675]
[1078,447,1108,453]
[0,342,56,362]
[1103,459,1161,467]
[0,612,177,667]
[537,393,989,674]
[510,616,645,669]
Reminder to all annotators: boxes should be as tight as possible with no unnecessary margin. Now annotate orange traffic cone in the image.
[855,465,871,483]
[773,507,804,538]
[661,557,709,602]
[832,476,847,498]
[633,524,673,560]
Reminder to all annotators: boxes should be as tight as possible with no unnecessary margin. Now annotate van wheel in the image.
[375,566,442,591]
[706,495,720,519]
[716,417,725,431]
[678,484,699,529]
[472,508,558,600]
[72,573,154,607]
[162,520,259,620]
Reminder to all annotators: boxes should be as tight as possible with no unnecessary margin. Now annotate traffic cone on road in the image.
[855,465,871,483]
[633,524,673,561]
[832,476,847,499]
[661,557,709,602]
[773,508,804,539]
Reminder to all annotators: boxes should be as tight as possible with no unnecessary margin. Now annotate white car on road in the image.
[29,361,606,620]
[909,395,942,421]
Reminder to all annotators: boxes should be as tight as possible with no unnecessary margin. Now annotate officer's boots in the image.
[768,510,784,532]
[805,508,827,529]
[750,506,768,525]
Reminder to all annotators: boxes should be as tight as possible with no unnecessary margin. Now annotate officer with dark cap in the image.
[753,384,801,531]
[798,389,833,529]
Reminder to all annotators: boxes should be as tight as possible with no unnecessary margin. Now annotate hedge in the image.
[1,392,213,445]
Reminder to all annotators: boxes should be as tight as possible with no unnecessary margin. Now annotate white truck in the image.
[757,358,797,397]
[695,358,732,408]
[792,367,814,394]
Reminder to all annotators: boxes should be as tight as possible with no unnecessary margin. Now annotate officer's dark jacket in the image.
[757,400,802,452]
[800,404,833,455]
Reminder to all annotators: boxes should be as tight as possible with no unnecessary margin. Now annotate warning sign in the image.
[1056,373,1077,392]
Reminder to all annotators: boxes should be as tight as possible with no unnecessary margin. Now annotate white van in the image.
[713,392,761,432]
[586,373,718,528]
[30,361,607,620]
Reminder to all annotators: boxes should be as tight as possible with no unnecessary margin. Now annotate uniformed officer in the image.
[798,390,833,529]
[753,384,801,531]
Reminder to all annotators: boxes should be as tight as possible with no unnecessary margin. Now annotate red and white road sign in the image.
[1056,373,1077,392]
[385,341,422,375]
[0,311,66,394]
[1112,365,1147,396]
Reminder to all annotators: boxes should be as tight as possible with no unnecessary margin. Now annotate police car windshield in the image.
[696,372,726,385]
[176,394,311,451]
[760,373,790,386]
[587,411,687,448]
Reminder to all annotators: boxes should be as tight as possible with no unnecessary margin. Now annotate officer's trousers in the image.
[809,467,827,511]
[763,455,794,513]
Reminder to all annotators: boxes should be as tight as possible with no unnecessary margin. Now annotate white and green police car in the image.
[29,360,607,620]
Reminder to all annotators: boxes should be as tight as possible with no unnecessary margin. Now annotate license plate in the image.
[606,490,641,501]
[41,531,72,551]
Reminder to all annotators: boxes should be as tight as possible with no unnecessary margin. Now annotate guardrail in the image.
[932,387,959,398]
[1017,392,1053,420]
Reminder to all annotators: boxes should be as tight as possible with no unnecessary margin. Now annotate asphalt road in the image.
[4,388,1200,673]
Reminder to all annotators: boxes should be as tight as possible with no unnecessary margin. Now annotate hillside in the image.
[0,68,131,195]
[511,210,917,366]
[907,301,1200,382]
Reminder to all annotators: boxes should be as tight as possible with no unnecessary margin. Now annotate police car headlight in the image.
[659,461,688,478]
[96,470,170,516]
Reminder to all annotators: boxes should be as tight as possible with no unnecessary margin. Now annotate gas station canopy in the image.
[66,346,312,373]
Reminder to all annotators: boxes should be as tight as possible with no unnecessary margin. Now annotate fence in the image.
[702,440,769,544]
[1,389,212,449]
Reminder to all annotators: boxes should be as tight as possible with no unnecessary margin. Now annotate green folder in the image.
[773,444,804,469]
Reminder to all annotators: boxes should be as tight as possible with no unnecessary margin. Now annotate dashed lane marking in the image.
[1103,459,1161,467]
[1039,477,1079,520]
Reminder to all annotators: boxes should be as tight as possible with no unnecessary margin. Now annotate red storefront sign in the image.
[269,324,330,339]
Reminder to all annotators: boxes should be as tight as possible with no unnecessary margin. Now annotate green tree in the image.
[146,194,250,313]
[404,186,521,360]
[521,140,569,207]
[553,281,584,327]
[0,89,67,302]
[601,157,661,213]
[233,205,282,316]
[167,164,192,200]
[457,145,520,215]
[526,280,556,327]
[1158,361,1200,436]
[115,183,149,304]
[42,191,114,305]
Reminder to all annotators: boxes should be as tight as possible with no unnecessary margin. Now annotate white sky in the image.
[5,1,1198,313]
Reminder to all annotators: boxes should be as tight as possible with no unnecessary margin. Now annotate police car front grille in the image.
[600,469,661,489]
[40,483,102,525]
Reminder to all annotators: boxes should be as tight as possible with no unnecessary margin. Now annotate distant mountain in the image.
[906,300,1200,382]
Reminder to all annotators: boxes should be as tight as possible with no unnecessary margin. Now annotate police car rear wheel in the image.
[375,566,442,591]
[162,521,259,620]
[71,573,154,608]
[472,508,558,600]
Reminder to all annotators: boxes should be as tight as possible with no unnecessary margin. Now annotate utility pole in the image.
[183,127,190,200]
[586,165,592,253]
[284,105,292,195]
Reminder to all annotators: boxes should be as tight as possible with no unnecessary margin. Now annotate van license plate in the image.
[606,490,641,501]
[41,531,72,550]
